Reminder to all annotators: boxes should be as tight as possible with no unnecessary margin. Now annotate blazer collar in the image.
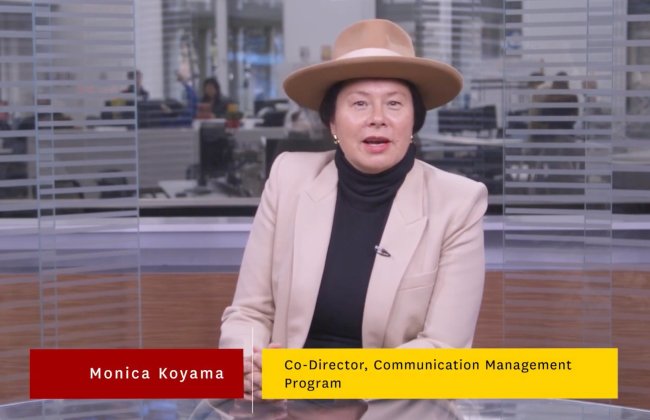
[286,160,428,348]
[362,162,428,347]
[286,159,338,347]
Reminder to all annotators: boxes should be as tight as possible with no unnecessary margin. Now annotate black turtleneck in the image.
[304,144,416,348]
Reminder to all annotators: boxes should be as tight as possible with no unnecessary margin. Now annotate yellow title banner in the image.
[261,348,617,399]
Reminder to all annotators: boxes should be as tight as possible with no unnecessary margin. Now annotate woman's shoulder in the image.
[414,159,488,213]
[273,149,334,171]
[268,150,336,187]
[415,159,486,193]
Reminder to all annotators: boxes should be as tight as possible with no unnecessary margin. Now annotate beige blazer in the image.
[219,151,487,353]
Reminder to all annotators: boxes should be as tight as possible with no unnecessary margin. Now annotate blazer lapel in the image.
[286,160,338,348]
[362,163,428,347]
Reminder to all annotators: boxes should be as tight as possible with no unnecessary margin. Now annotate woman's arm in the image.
[219,153,288,354]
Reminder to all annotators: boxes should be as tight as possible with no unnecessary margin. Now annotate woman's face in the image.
[204,82,218,99]
[330,79,414,174]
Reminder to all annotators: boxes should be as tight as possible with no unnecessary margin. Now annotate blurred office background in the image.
[1,0,649,410]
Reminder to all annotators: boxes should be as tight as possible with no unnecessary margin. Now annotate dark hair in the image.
[202,77,221,102]
[318,79,427,134]
[127,70,141,80]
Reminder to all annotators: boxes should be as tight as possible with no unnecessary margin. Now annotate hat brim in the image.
[283,56,463,111]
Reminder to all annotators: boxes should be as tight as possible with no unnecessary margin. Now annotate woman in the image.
[200,77,234,118]
[219,19,487,397]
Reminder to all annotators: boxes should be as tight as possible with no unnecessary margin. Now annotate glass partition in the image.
[8,0,636,219]
[132,0,285,216]
[378,0,506,215]
[1,0,649,408]
[0,0,140,402]
[499,0,650,407]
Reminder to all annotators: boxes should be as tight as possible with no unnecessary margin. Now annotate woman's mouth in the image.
[363,137,390,153]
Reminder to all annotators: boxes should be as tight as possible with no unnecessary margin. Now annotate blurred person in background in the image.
[542,71,579,131]
[0,99,11,131]
[198,77,236,119]
[176,67,198,122]
[122,69,149,102]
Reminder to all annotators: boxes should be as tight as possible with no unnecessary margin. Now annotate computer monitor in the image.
[101,98,191,128]
[198,121,233,186]
[254,99,289,115]
[255,99,290,127]
[438,105,498,133]
[265,138,336,178]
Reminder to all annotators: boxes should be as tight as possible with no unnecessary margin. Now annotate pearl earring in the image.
[333,134,339,145]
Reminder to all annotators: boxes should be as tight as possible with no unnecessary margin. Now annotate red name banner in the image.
[30,349,243,399]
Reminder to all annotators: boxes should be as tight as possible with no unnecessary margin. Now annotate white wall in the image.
[280,0,376,94]
[135,0,164,99]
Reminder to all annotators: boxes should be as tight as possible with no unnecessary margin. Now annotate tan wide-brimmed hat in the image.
[283,19,463,111]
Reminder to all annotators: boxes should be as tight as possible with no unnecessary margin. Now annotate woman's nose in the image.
[369,106,387,127]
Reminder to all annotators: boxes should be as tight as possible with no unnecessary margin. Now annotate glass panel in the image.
[2,0,648,409]
[378,0,505,215]
[0,0,140,403]
[500,0,615,360]
[500,0,649,407]
[133,0,284,215]
[2,398,650,419]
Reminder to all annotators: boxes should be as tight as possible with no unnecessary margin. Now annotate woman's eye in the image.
[388,100,402,107]
[353,100,367,107]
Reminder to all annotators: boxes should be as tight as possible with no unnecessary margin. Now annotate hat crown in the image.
[332,19,415,60]
[283,18,462,111]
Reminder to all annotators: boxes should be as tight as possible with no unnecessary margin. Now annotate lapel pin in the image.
[374,245,391,257]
